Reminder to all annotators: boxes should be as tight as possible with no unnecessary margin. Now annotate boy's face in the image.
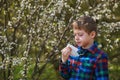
[73,29,95,49]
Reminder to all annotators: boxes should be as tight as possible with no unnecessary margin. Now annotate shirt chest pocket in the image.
[80,60,94,73]
[71,62,93,73]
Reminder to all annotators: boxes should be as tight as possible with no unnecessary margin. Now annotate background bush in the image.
[0,0,120,80]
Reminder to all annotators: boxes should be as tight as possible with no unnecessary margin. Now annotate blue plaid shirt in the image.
[59,42,109,80]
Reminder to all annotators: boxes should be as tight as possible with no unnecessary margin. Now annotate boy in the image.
[59,16,109,80]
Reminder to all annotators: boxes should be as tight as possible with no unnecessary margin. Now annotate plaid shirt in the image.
[59,42,109,80]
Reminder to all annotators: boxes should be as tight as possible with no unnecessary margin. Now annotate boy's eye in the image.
[78,34,83,36]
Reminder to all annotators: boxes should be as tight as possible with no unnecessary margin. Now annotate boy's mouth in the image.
[76,42,81,45]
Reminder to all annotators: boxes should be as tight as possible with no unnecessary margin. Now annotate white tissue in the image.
[67,44,79,56]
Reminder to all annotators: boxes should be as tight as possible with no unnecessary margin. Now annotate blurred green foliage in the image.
[0,0,120,80]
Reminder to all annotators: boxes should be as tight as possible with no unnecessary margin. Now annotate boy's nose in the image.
[75,35,79,40]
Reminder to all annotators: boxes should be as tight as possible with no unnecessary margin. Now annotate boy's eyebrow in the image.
[73,32,82,35]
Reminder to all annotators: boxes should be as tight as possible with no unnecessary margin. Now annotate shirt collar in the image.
[77,41,98,55]
[87,41,98,54]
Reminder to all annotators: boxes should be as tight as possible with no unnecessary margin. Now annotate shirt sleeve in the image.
[59,59,71,79]
[95,53,109,80]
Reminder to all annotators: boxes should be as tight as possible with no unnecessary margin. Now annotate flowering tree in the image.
[0,0,120,80]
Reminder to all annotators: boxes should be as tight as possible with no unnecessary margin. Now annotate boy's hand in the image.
[61,47,72,63]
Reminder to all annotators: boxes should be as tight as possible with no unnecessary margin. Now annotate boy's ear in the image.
[90,31,96,38]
